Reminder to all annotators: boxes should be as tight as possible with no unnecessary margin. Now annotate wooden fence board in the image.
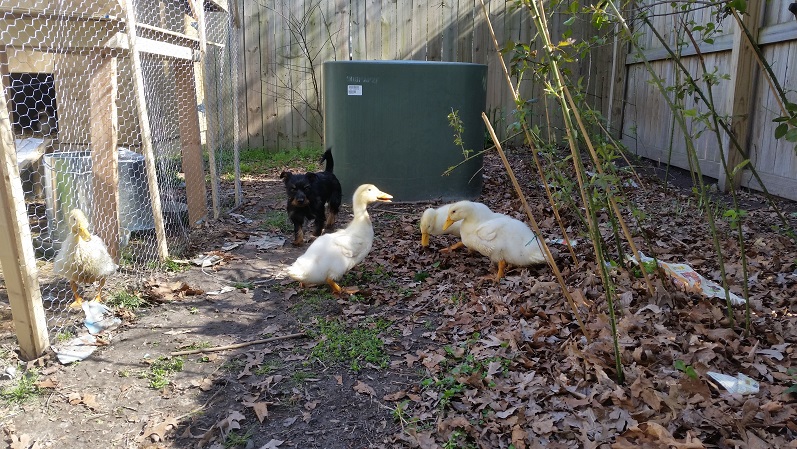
[365,0,381,60]
[411,0,427,60]
[457,0,474,63]
[441,0,456,61]
[381,0,396,60]
[242,0,264,148]
[396,0,412,60]
[427,0,442,61]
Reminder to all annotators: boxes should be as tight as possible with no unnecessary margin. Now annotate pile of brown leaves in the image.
[354,148,796,448]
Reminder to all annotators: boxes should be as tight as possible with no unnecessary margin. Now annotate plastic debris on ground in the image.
[207,286,237,296]
[707,371,759,395]
[627,252,745,306]
[191,254,224,267]
[52,333,100,364]
[245,234,286,251]
[52,301,120,364]
[82,301,122,335]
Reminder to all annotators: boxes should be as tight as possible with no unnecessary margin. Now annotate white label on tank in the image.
[348,85,363,96]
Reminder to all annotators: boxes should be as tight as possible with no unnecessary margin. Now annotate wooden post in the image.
[190,0,221,219]
[90,56,120,261]
[718,2,762,193]
[123,0,169,259]
[0,70,50,361]
[173,59,208,225]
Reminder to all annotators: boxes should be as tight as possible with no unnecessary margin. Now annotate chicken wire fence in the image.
[1,0,240,345]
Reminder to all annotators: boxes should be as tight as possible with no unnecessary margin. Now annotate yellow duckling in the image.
[443,200,546,281]
[53,209,118,308]
[287,184,392,294]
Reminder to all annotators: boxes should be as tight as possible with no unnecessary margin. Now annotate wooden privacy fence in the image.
[236,0,619,151]
[621,2,797,201]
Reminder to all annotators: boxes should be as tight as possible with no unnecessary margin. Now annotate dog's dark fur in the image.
[280,148,342,246]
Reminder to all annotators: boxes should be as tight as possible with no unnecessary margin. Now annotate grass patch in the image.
[225,147,322,178]
[142,356,184,389]
[310,317,391,371]
[290,290,337,314]
[147,258,190,273]
[260,210,292,233]
[223,427,255,448]
[254,361,282,375]
[1,369,41,404]
[55,330,76,343]
[106,290,146,309]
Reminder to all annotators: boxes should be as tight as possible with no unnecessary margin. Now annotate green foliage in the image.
[107,290,146,309]
[674,360,698,380]
[420,334,513,410]
[260,210,292,233]
[229,147,321,177]
[223,427,255,448]
[1,369,41,404]
[310,317,391,371]
[143,356,184,389]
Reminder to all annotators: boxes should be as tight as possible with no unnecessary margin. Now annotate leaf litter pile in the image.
[2,146,796,449]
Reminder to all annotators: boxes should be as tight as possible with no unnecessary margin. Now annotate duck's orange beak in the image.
[376,192,393,202]
[421,232,430,247]
[442,217,455,231]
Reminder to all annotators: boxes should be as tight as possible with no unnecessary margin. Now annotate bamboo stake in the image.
[533,0,656,296]
[482,113,589,342]
[477,0,578,265]
[170,332,306,356]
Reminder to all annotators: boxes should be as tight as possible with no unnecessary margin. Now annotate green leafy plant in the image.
[107,290,146,309]
[223,427,255,448]
[674,360,698,380]
[1,369,41,404]
[143,356,184,389]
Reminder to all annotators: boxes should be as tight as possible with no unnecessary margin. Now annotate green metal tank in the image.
[323,60,487,203]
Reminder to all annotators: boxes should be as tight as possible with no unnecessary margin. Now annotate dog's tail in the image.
[320,148,334,173]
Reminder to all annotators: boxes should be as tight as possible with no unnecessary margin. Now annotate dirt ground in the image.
[1,147,796,449]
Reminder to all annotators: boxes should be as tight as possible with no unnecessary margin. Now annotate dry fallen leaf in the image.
[353,380,375,396]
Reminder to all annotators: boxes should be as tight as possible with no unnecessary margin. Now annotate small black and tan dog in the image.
[280,148,342,246]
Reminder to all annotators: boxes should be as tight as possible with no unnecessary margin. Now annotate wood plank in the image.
[457,0,474,63]
[174,59,209,224]
[351,0,366,60]
[441,0,457,61]
[274,0,292,150]
[472,0,487,65]
[396,0,412,60]
[89,56,120,261]
[381,0,397,60]
[0,65,49,361]
[262,0,277,149]
[191,0,220,218]
[331,0,350,61]
[411,0,427,60]
[426,0,442,61]
[123,0,169,259]
[242,0,264,148]
[365,0,381,60]
[718,2,762,192]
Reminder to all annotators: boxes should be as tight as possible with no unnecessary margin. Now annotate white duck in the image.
[53,209,118,308]
[420,202,492,252]
[287,184,392,294]
[442,201,547,281]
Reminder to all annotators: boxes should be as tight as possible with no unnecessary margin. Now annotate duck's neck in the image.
[351,201,371,226]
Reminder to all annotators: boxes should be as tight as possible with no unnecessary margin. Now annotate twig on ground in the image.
[170,332,307,356]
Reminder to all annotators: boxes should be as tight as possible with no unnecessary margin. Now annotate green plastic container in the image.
[323,60,487,203]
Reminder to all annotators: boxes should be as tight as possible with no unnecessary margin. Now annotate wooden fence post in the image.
[0,57,50,360]
[90,55,120,261]
[719,2,762,193]
[123,0,169,259]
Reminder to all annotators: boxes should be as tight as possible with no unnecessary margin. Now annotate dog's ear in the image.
[280,171,292,181]
[306,172,317,182]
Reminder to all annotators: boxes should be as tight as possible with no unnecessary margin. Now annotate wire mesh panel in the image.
[0,0,239,347]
